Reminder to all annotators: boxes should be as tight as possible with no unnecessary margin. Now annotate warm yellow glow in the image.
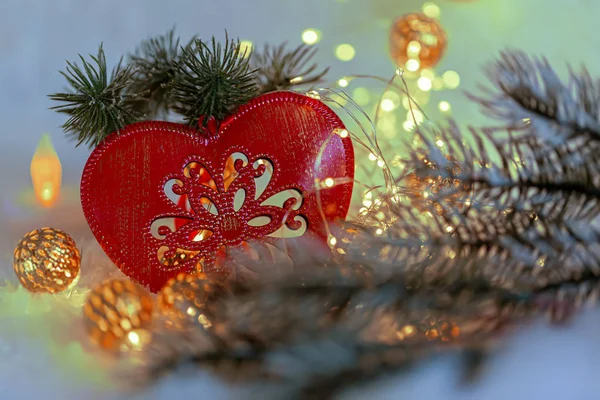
[407,110,424,124]
[443,70,461,89]
[306,90,321,99]
[421,69,435,80]
[302,29,321,45]
[407,41,422,58]
[335,44,356,61]
[127,331,140,346]
[31,134,61,208]
[436,139,445,147]
[405,59,420,72]
[239,40,253,57]
[422,3,441,19]
[403,120,416,131]
[338,78,349,87]
[329,236,337,246]
[335,128,349,138]
[381,99,395,112]
[421,33,438,46]
[353,87,371,105]
[417,77,433,91]
[290,76,304,84]
[377,159,385,168]
[368,153,377,161]
[324,177,335,187]
[438,101,451,113]
[375,228,384,235]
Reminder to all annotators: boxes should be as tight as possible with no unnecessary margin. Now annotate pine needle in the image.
[128,28,192,118]
[48,44,141,148]
[171,33,259,128]
[253,43,329,94]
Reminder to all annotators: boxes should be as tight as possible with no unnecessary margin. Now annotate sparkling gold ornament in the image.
[83,279,154,352]
[406,156,471,214]
[389,13,447,71]
[157,272,223,330]
[13,227,80,293]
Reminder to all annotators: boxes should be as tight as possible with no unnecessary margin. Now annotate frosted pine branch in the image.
[469,50,600,146]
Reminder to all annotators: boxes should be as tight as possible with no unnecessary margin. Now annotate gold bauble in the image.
[389,13,447,71]
[13,227,80,293]
[157,272,223,330]
[83,279,154,352]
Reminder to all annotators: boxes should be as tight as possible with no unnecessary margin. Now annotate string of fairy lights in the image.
[243,2,462,138]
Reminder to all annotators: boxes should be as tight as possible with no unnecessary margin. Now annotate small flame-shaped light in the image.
[30,134,62,207]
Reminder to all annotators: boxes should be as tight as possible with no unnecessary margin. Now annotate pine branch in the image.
[49,44,141,147]
[252,43,329,94]
[468,50,600,146]
[171,34,259,128]
[127,28,192,118]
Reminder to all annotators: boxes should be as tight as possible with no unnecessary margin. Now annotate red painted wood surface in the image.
[81,92,354,292]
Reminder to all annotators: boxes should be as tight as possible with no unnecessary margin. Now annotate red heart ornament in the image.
[81,92,354,292]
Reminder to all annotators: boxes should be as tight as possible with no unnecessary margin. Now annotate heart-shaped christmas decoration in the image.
[81,92,354,292]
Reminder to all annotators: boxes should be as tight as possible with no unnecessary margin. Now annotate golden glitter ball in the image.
[83,279,154,352]
[13,227,81,293]
[389,13,447,71]
[157,272,223,330]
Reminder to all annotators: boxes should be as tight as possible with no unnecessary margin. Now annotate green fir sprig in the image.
[171,34,259,128]
[48,45,141,148]
[253,43,329,93]
[128,28,191,118]
[49,33,329,146]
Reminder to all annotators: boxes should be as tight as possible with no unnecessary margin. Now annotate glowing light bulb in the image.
[324,178,335,187]
[403,120,416,131]
[335,44,356,61]
[417,77,433,91]
[329,236,337,246]
[368,153,377,161]
[443,70,461,89]
[239,40,253,57]
[31,134,61,208]
[381,99,395,112]
[407,110,424,124]
[335,128,349,138]
[302,29,321,45]
[438,101,451,113]
[306,90,321,99]
[338,78,349,87]
[423,3,441,19]
[127,331,140,346]
[405,59,420,72]
[407,41,422,57]
[420,69,435,80]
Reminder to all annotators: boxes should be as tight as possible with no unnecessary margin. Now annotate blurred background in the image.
[2,0,600,398]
